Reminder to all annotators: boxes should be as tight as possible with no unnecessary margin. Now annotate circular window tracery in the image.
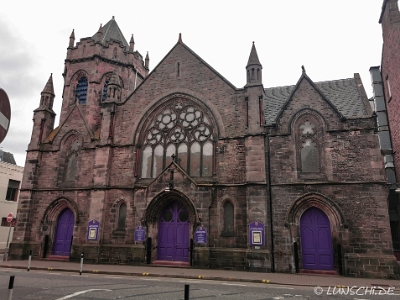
[141,100,215,178]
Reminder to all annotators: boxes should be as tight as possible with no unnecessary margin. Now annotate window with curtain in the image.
[141,101,215,178]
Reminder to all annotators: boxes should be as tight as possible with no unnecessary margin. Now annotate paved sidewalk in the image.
[1,258,400,289]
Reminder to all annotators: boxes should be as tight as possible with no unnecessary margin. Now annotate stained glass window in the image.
[140,101,215,178]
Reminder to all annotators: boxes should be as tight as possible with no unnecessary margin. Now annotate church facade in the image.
[9,16,398,278]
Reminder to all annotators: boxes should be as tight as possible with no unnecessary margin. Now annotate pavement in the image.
[1,257,400,289]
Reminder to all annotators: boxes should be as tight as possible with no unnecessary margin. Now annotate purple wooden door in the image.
[53,209,74,256]
[300,207,334,270]
[158,202,190,261]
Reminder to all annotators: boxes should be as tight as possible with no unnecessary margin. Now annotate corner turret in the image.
[28,74,56,148]
[245,42,263,87]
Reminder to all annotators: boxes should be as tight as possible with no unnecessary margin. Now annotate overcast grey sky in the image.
[0,0,384,166]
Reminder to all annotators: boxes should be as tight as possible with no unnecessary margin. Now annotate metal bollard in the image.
[184,284,190,300]
[79,252,84,275]
[7,275,14,300]
[27,250,32,272]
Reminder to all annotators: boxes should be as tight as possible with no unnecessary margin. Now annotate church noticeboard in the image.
[134,225,146,242]
[248,221,265,246]
[87,219,100,241]
[194,226,207,244]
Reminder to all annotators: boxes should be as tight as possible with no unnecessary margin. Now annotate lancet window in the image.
[76,77,88,104]
[297,116,321,173]
[141,101,215,178]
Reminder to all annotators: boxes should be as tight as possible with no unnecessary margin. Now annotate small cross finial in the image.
[301,65,306,74]
[171,154,176,162]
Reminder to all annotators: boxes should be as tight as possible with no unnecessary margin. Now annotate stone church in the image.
[9,15,398,278]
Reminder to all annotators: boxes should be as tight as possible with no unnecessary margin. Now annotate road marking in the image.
[267,286,294,290]
[140,278,160,281]
[104,276,124,279]
[54,289,112,299]
[222,283,247,287]
[71,274,88,277]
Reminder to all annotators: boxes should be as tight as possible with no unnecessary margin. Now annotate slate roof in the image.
[0,150,16,165]
[92,17,129,50]
[264,78,369,125]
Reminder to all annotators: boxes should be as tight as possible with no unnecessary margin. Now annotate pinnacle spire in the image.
[42,73,55,96]
[69,29,75,48]
[178,33,182,43]
[145,52,149,69]
[246,42,261,67]
[129,34,135,52]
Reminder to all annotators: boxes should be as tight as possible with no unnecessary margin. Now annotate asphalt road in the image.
[0,267,398,300]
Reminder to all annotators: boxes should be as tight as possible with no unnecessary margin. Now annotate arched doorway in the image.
[158,202,190,262]
[300,207,334,270]
[53,208,75,256]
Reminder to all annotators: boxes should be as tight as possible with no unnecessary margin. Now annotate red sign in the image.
[0,88,11,144]
[6,212,13,223]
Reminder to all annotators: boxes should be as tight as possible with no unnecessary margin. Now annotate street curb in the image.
[0,265,366,288]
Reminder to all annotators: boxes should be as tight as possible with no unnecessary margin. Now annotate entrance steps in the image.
[300,269,338,275]
[152,260,190,268]
[42,255,70,262]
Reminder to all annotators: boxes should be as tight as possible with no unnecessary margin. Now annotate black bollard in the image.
[7,275,14,300]
[79,252,84,275]
[184,284,190,300]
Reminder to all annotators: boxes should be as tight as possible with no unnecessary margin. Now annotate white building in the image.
[0,150,23,251]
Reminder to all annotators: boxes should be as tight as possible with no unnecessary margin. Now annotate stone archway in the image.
[41,198,78,257]
[144,190,198,263]
[286,193,345,271]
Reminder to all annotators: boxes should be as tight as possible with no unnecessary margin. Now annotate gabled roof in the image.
[264,76,369,125]
[92,16,129,49]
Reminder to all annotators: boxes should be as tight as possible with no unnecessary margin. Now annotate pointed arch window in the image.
[140,101,215,178]
[76,77,88,104]
[222,201,234,236]
[295,114,324,175]
[60,135,82,184]
[117,203,127,230]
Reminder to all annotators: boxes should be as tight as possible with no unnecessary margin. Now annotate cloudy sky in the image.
[0,0,384,166]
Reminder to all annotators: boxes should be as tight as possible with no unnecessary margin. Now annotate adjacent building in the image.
[370,0,400,259]
[9,15,397,278]
[0,150,22,251]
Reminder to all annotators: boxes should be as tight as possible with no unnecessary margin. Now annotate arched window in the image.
[117,203,127,230]
[102,80,109,101]
[222,201,234,236]
[140,101,215,178]
[295,114,323,174]
[61,135,82,183]
[76,77,88,104]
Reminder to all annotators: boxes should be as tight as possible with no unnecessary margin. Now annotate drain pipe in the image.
[265,131,275,272]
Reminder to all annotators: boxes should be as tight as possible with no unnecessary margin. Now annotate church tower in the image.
[59,16,149,133]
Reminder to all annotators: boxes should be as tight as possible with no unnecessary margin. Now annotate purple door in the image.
[158,202,190,261]
[300,207,334,270]
[53,209,74,256]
